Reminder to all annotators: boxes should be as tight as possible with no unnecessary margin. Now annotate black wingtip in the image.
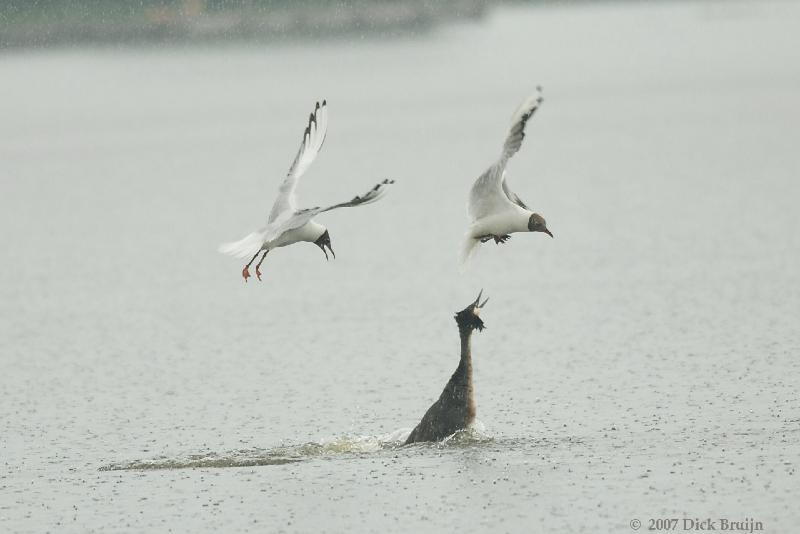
[322,99,327,106]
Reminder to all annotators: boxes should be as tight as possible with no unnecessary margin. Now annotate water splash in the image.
[101,433,399,471]
[408,421,494,449]
[100,423,493,471]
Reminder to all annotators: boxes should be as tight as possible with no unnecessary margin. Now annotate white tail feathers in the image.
[460,235,480,264]
[218,231,265,259]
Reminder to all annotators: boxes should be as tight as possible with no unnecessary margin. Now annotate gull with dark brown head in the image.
[218,100,394,281]
[462,87,553,262]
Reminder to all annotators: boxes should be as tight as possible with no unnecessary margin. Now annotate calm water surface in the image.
[1,2,799,532]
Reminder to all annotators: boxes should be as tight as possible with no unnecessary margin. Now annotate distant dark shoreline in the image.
[0,0,489,49]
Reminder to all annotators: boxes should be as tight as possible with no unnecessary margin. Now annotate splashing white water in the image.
[101,422,492,471]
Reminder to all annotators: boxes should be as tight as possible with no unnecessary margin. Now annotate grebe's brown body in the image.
[405,292,489,445]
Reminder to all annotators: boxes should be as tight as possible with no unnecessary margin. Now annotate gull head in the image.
[528,213,553,238]
[455,290,490,333]
[314,229,335,260]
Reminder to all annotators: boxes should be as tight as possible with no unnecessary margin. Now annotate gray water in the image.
[2,2,800,532]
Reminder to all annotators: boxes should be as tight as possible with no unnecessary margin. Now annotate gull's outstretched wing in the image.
[502,178,530,210]
[268,100,329,224]
[262,179,395,243]
[500,87,543,165]
[468,88,543,221]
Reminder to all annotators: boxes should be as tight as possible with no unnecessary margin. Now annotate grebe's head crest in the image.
[455,289,489,332]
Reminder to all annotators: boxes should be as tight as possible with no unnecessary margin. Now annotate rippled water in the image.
[2,1,799,532]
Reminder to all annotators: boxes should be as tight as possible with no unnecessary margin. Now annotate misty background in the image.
[2,1,799,533]
[4,0,487,48]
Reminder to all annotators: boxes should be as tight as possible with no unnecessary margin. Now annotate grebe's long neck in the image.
[456,326,476,421]
[458,327,473,376]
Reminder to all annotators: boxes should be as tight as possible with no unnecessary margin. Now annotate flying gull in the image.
[462,87,552,262]
[219,100,394,281]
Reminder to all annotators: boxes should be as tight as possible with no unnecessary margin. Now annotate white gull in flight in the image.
[219,100,394,281]
[462,87,552,262]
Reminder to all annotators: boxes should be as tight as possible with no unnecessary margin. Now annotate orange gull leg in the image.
[255,250,269,281]
[242,251,259,282]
